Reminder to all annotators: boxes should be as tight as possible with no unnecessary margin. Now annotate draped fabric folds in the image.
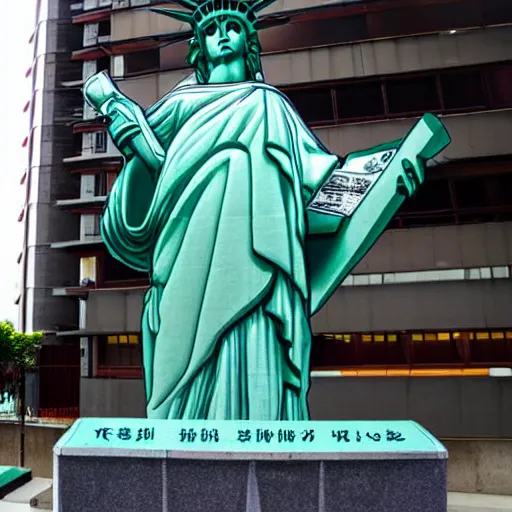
[101,82,339,420]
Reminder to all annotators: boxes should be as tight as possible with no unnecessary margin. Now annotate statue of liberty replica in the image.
[83,0,450,421]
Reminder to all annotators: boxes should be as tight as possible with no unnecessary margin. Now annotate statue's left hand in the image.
[396,158,425,198]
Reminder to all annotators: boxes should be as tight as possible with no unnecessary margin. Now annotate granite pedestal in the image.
[54,419,447,512]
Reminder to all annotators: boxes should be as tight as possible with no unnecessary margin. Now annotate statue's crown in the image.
[149,0,277,33]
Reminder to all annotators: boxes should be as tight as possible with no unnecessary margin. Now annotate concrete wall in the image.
[353,222,512,275]
[83,289,145,333]
[80,378,146,418]
[0,421,68,478]
[446,440,512,495]
[312,279,512,333]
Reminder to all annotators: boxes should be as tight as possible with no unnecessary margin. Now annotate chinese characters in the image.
[94,427,155,442]
[332,429,406,444]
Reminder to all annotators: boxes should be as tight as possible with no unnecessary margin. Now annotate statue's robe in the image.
[101,81,347,420]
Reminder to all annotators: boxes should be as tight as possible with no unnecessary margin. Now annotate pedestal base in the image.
[54,419,447,512]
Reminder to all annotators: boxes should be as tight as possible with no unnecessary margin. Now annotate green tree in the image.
[0,321,42,466]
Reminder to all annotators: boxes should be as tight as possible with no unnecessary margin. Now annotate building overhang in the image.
[69,162,123,174]
[56,329,120,338]
[51,238,103,250]
[72,8,111,24]
[63,154,121,165]
[55,197,107,209]
[53,284,148,299]
[72,119,107,134]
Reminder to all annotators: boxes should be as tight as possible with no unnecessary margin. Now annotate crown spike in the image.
[148,7,194,24]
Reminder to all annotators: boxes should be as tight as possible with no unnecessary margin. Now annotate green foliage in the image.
[0,320,42,376]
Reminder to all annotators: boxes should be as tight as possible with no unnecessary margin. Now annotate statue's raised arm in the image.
[83,71,165,175]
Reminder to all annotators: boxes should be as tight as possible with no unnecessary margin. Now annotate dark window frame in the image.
[312,330,512,370]
[281,61,512,127]
[96,333,143,378]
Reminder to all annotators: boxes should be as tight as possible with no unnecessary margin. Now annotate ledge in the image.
[55,196,107,208]
[52,283,148,298]
[51,238,103,249]
[63,153,120,164]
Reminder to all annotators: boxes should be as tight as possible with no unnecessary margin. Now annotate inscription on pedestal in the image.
[58,418,446,458]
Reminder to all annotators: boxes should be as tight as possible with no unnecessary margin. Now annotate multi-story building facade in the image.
[21,0,512,444]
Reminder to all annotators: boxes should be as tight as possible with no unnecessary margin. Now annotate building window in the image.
[81,214,101,239]
[285,87,334,124]
[97,56,110,73]
[95,172,107,196]
[440,70,486,110]
[96,334,142,377]
[392,169,512,229]
[98,19,111,38]
[124,49,160,76]
[336,81,385,121]
[80,256,97,283]
[282,62,512,128]
[102,251,147,284]
[385,75,441,115]
[95,131,107,153]
[487,67,512,108]
[312,330,512,370]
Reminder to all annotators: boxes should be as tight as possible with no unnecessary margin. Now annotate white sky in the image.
[0,2,36,325]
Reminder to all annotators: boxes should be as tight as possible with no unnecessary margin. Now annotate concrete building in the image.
[20,0,512,484]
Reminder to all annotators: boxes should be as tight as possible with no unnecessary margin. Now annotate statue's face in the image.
[204,16,246,65]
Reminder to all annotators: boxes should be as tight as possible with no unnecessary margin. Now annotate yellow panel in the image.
[119,335,128,344]
[107,336,118,345]
[334,334,344,341]
[387,334,397,343]
[469,332,475,340]
[476,332,490,340]
[425,333,437,342]
[357,370,387,377]
[462,368,490,376]
[453,332,461,339]
[362,335,372,343]
[324,334,334,339]
[387,369,410,377]
[343,334,351,343]
[491,332,505,340]
[374,335,385,343]
[412,334,423,342]
[412,369,458,377]
[438,333,450,341]
[80,256,97,282]
[128,335,139,344]
[507,332,512,340]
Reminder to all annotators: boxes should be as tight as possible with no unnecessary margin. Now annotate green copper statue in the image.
[83,0,450,421]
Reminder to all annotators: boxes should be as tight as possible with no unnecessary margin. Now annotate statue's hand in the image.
[396,157,425,198]
[84,71,142,150]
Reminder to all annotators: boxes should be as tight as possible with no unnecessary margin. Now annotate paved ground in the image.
[2,491,512,511]
[449,492,512,512]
